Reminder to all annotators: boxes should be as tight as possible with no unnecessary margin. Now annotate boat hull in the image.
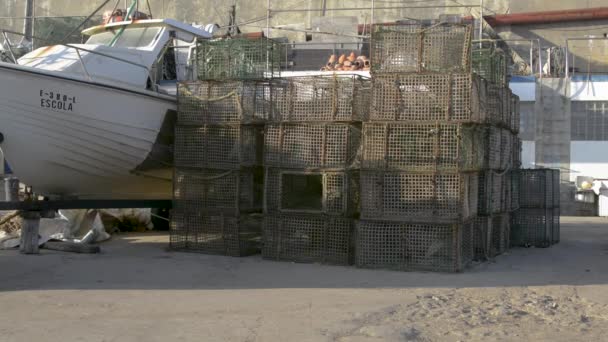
[0,63,176,199]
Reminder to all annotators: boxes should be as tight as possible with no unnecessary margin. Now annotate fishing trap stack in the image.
[511,169,560,248]
[262,75,371,265]
[471,41,522,261]
[170,37,281,256]
[354,21,522,272]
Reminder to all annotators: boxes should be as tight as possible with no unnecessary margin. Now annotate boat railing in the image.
[0,29,156,86]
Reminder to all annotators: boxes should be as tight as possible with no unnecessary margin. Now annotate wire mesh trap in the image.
[473,213,511,261]
[510,94,521,134]
[270,75,372,122]
[170,210,261,256]
[360,171,478,223]
[262,214,353,265]
[511,208,557,248]
[178,81,273,124]
[173,168,263,215]
[362,122,487,172]
[518,169,559,209]
[264,123,361,169]
[175,124,263,169]
[512,137,523,169]
[355,219,474,272]
[478,171,512,215]
[264,168,359,216]
[472,43,508,86]
[196,37,281,80]
[370,23,473,74]
[369,73,499,124]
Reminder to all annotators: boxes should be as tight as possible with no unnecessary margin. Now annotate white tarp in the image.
[0,209,153,249]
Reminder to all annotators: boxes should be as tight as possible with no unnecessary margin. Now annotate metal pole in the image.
[479,0,484,43]
[269,5,475,13]
[538,39,542,80]
[371,0,375,30]
[266,0,270,72]
[23,0,34,42]
[565,40,569,78]
[530,42,534,76]
[267,0,270,38]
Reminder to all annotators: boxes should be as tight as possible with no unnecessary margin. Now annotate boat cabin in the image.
[16,19,215,94]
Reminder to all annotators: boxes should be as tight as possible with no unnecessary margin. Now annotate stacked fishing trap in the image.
[170,20,560,272]
[511,169,561,247]
[354,21,522,272]
[262,75,371,265]
[170,37,281,255]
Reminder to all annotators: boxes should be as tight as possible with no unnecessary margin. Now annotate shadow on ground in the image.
[1,217,607,291]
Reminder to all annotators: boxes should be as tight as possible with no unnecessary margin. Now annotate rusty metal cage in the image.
[360,171,478,223]
[355,219,474,272]
[361,122,486,172]
[264,168,359,216]
[170,211,262,256]
[262,214,353,265]
[264,123,361,169]
[196,37,281,80]
[177,81,273,124]
[270,75,371,122]
[369,73,500,124]
[173,168,263,215]
[371,23,473,74]
[175,125,263,169]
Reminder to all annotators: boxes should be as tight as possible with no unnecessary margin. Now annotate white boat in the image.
[0,15,215,199]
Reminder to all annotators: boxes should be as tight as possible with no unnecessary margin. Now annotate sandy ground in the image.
[1,216,608,342]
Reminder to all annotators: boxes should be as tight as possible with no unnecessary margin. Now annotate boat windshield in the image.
[85,27,162,48]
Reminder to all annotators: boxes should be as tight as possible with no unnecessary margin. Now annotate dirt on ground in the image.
[1,216,608,342]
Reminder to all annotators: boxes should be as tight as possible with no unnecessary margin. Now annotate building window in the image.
[571,101,608,141]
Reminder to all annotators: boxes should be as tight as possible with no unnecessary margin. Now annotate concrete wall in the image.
[1,0,605,36]
[3,0,606,72]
